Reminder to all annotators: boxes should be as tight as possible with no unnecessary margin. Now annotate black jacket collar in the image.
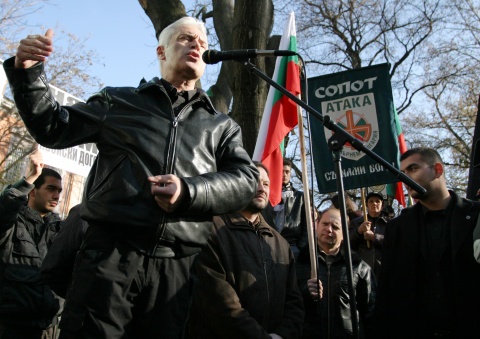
[136,77,218,115]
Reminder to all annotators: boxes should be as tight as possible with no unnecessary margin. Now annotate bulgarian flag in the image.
[253,11,300,206]
[387,108,407,207]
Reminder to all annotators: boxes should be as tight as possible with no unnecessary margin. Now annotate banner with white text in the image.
[307,63,400,193]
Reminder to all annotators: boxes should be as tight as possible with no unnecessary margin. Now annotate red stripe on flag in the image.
[261,60,300,205]
[395,133,407,206]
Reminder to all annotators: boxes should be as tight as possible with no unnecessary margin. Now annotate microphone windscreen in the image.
[202,50,219,64]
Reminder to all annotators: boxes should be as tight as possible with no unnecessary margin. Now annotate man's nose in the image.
[258,183,266,193]
[190,38,200,50]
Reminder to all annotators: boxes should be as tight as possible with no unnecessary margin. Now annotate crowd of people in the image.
[1,15,480,339]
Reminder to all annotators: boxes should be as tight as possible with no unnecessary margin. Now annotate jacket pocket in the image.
[87,154,128,200]
[13,229,40,260]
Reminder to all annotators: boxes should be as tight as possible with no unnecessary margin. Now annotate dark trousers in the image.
[59,224,196,339]
[0,324,55,339]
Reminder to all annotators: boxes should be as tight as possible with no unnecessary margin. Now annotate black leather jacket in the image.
[0,178,63,329]
[297,246,376,339]
[3,57,258,258]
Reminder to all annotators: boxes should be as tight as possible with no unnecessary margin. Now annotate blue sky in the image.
[28,0,197,92]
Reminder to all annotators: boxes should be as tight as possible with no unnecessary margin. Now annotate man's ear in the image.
[157,46,166,61]
[433,162,444,178]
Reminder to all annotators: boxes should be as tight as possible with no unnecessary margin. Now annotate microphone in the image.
[202,49,297,64]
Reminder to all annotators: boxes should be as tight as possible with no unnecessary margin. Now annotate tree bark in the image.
[137,0,187,39]
[206,0,235,113]
[230,0,274,156]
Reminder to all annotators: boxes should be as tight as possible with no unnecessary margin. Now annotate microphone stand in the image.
[240,59,426,339]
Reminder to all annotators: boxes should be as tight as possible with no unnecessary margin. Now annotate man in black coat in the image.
[0,150,63,338]
[3,16,257,338]
[188,162,304,339]
[375,147,480,338]
[297,208,375,339]
[350,192,390,277]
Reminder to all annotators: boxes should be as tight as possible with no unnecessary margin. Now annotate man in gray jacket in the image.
[3,16,257,338]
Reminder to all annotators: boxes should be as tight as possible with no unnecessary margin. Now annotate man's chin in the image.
[244,201,267,214]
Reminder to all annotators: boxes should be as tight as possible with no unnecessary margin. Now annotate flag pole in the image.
[296,99,317,279]
[360,188,371,248]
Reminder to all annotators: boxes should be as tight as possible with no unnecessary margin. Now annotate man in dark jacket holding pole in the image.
[0,149,63,338]
[297,207,376,339]
[350,192,390,277]
[3,16,258,338]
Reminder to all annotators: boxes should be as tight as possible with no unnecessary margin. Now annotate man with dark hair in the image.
[350,192,390,277]
[375,147,480,338]
[189,161,304,338]
[264,158,308,258]
[0,149,63,338]
[3,16,257,338]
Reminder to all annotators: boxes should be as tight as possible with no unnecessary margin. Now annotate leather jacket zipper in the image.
[150,96,203,254]
[164,97,202,177]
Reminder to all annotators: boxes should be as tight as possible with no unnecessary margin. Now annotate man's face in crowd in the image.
[244,166,270,213]
[367,196,383,217]
[282,165,291,186]
[400,153,438,200]
[30,176,62,216]
[317,209,343,251]
[159,25,208,81]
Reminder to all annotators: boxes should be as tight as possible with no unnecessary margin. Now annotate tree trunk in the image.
[207,0,235,113]
[230,0,273,156]
[137,0,187,39]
